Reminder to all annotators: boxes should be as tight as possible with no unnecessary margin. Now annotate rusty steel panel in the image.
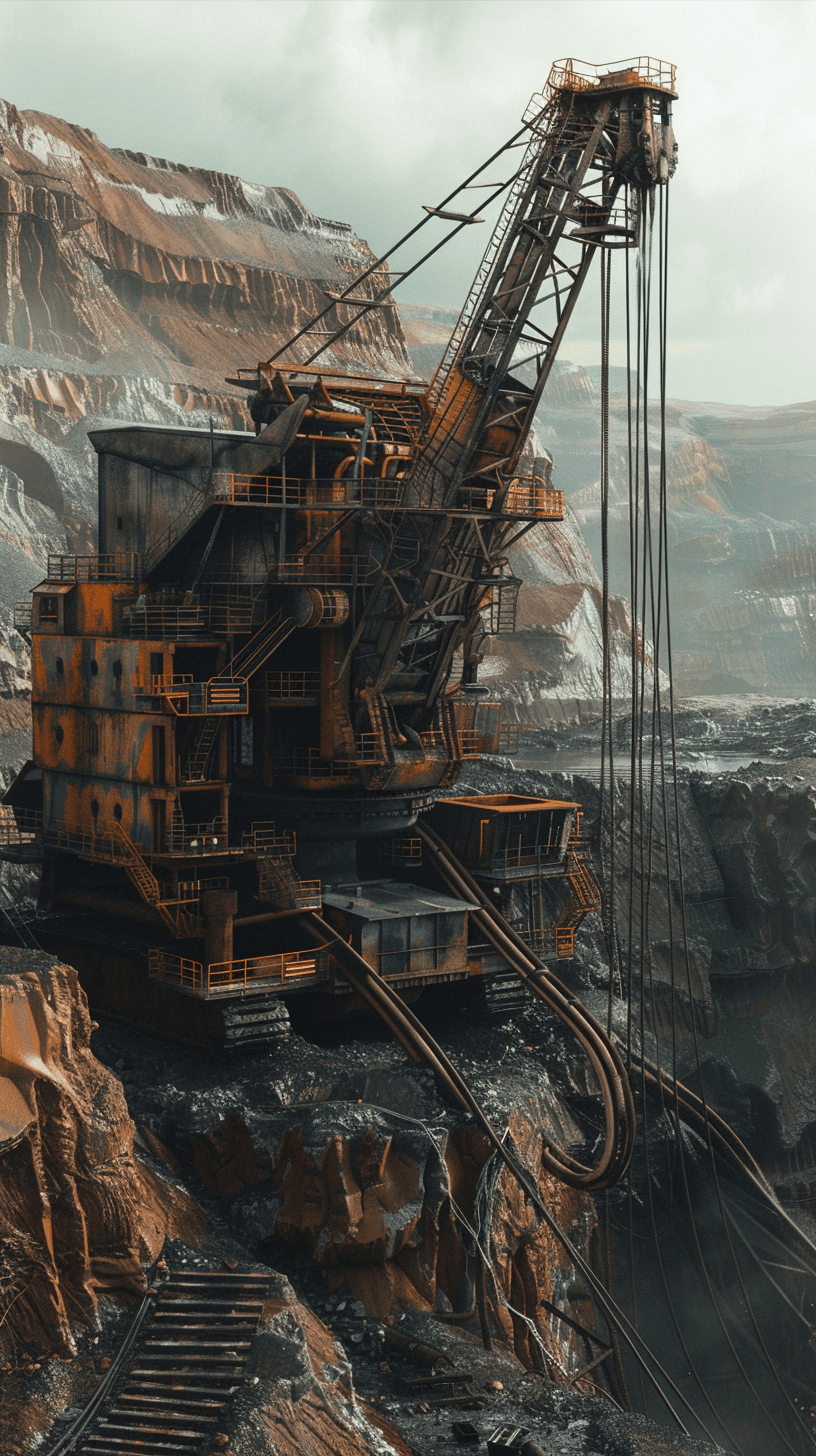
[7,60,671,1033]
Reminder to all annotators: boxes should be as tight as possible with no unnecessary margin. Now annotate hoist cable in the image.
[631,184,796,1455]
[651,188,816,1454]
[649,184,816,1455]
[598,200,740,1451]
[607,179,816,1453]
[598,243,619,1032]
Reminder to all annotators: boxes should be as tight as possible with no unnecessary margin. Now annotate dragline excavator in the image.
[3,60,676,1088]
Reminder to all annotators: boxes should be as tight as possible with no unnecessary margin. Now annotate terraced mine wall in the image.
[401,306,816,703]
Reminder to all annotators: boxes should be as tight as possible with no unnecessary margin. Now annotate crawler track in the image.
[49,1270,272,1456]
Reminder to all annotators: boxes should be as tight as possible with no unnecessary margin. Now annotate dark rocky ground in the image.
[516,695,816,762]
[10,697,816,1454]
[81,1010,729,1456]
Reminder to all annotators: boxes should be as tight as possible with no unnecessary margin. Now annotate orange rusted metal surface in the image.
[2,56,676,1040]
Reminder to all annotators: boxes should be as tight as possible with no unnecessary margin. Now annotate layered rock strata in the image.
[0,98,414,751]
[402,306,816,702]
[0,951,205,1356]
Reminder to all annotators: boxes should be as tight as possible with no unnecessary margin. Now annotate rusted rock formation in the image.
[238,1269,408,1456]
[138,1057,598,1380]
[0,96,411,521]
[0,951,205,1356]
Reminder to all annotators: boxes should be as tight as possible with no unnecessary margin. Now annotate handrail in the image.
[44,1276,164,1455]
[148,947,326,994]
[542,56,676,98]
[266,670,321,699]
[46,553,142,582]
[210,472,558,520]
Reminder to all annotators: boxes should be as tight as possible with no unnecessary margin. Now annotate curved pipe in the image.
[418,821,635,1190]
[304,407,367,427]
[298,910,698,1424]
[334,455,375,479]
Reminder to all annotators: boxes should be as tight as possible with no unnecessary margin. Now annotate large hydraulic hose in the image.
[298,909,698,1432]
[416,822,816,1265]
[417,821,636,1190]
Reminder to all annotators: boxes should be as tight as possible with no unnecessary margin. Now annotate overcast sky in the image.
[0,0,813,406]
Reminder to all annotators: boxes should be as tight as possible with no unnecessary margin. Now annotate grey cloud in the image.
[0,0,813,404]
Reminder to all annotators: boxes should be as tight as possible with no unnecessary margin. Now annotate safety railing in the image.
[257,871,322,911]
[270,554,378,587]
[46,553,142,582]
[459,729,480,760]
[266,671,320,701]
[354,733,384,762]
[167,818,228,855]
[120,603,212,639]
[13,601,32,632]
[213,473,402,511]
[43,820,131,863]
[524,925,576,959]
[541,56,676,99]
[148,947,327,995]
[142,674,195,692]
[497,721,521,754]
[0,807,43,851]
[280,749,355,780]
[176,876,229,901]
[554,927,575,956]
[206,678,248,711]
[211,472,566,520]
[493,482,564,517]
[121,586,262,639]
[241,821,296,855]
[388,836,423,863]
[457,480,564,519]
[419,729,446,750]
[480,578,521,635]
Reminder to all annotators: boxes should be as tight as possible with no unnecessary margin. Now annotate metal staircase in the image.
[360,685,394,765]
[143,487,212,574]
[257,853,321,911]
[224,609,296,680]
[109,824,202,939]
[180,718,221,783]
[552,855,602,953]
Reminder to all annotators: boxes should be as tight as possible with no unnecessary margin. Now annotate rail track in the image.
[48,1269,272,1456]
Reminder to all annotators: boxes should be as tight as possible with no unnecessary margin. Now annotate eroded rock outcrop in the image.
[403,307,816,701]
[0,951,205,1355]
[133,1053,599,1380]
[230,1268,406,1456]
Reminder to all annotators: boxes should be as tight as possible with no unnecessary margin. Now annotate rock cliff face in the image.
[0,96,416,750]
[0,951,204,1357]
[561,385,816,696]
[401,307,658,722]
[131,1050,597,1380]
[401,310,816,701]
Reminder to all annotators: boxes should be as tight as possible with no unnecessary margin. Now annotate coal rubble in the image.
[11,713,816,1453]
[83,1008,725,1456]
